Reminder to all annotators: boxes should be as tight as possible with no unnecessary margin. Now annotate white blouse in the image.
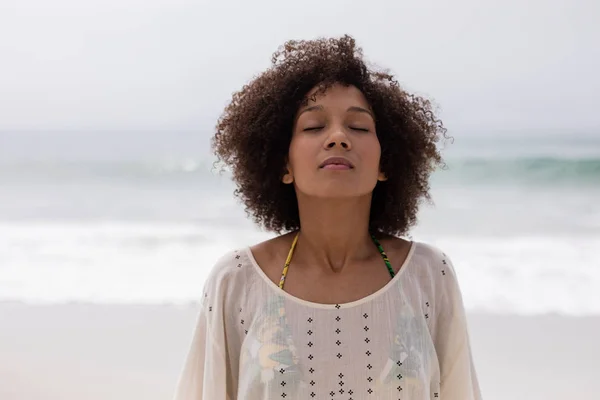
[173,241,482,400]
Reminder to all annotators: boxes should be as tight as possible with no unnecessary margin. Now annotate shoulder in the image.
[412,241,452,266]
[248,231,298,285]
[249,231,297,260]
[201,233,295,299]
[375,234,412,274]
[401,240,464,293]
[199,235,294,317]
[207,248,246,277]
[375,234,453,276]
[410,241,467,303]
[200,247,253,300]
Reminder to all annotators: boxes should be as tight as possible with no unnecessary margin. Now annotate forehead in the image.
[301,83,370,110]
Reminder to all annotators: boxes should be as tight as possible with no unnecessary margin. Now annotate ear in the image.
[282,166,294,184]
[377,171,388,182]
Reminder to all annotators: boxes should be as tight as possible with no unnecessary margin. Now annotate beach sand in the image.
[0,302,598,400]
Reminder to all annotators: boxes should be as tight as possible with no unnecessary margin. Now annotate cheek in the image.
[360,137,382,169]
[288,136,316,172]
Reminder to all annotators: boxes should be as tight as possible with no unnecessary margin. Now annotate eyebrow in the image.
[347,106,375,119]
[297,105,375,119]
[297,105,324,117]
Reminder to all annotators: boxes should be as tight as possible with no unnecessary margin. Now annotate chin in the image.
[302,185,375,199]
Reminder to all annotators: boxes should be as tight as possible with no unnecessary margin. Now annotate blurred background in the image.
[1,0,599,399]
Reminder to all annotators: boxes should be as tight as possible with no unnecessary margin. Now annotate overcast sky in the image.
[0,0,598,135]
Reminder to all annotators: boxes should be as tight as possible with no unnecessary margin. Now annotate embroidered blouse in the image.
[173,241,482,400]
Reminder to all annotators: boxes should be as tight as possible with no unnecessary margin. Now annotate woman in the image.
[174,35,482,400]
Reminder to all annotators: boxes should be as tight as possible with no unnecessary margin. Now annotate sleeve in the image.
[173,305,229,400]
[173,263,233,400]
[434,254,482,400]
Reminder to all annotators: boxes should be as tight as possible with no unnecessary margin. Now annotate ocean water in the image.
[0,131,599,315]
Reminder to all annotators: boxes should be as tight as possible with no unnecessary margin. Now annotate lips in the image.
[319,157,354,170]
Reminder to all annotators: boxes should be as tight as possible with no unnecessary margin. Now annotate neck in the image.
[294,193,375,273]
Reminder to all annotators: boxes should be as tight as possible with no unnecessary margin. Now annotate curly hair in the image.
[212,35,447,236]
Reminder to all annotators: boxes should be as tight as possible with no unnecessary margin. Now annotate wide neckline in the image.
[244,240,418,310]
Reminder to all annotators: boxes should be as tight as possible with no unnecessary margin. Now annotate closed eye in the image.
[303,127,324,132]
[350,127,369,132]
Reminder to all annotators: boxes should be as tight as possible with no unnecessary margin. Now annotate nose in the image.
[324,128,351,150]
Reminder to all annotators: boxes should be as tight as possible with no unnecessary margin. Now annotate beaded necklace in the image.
[278,231,395,290]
